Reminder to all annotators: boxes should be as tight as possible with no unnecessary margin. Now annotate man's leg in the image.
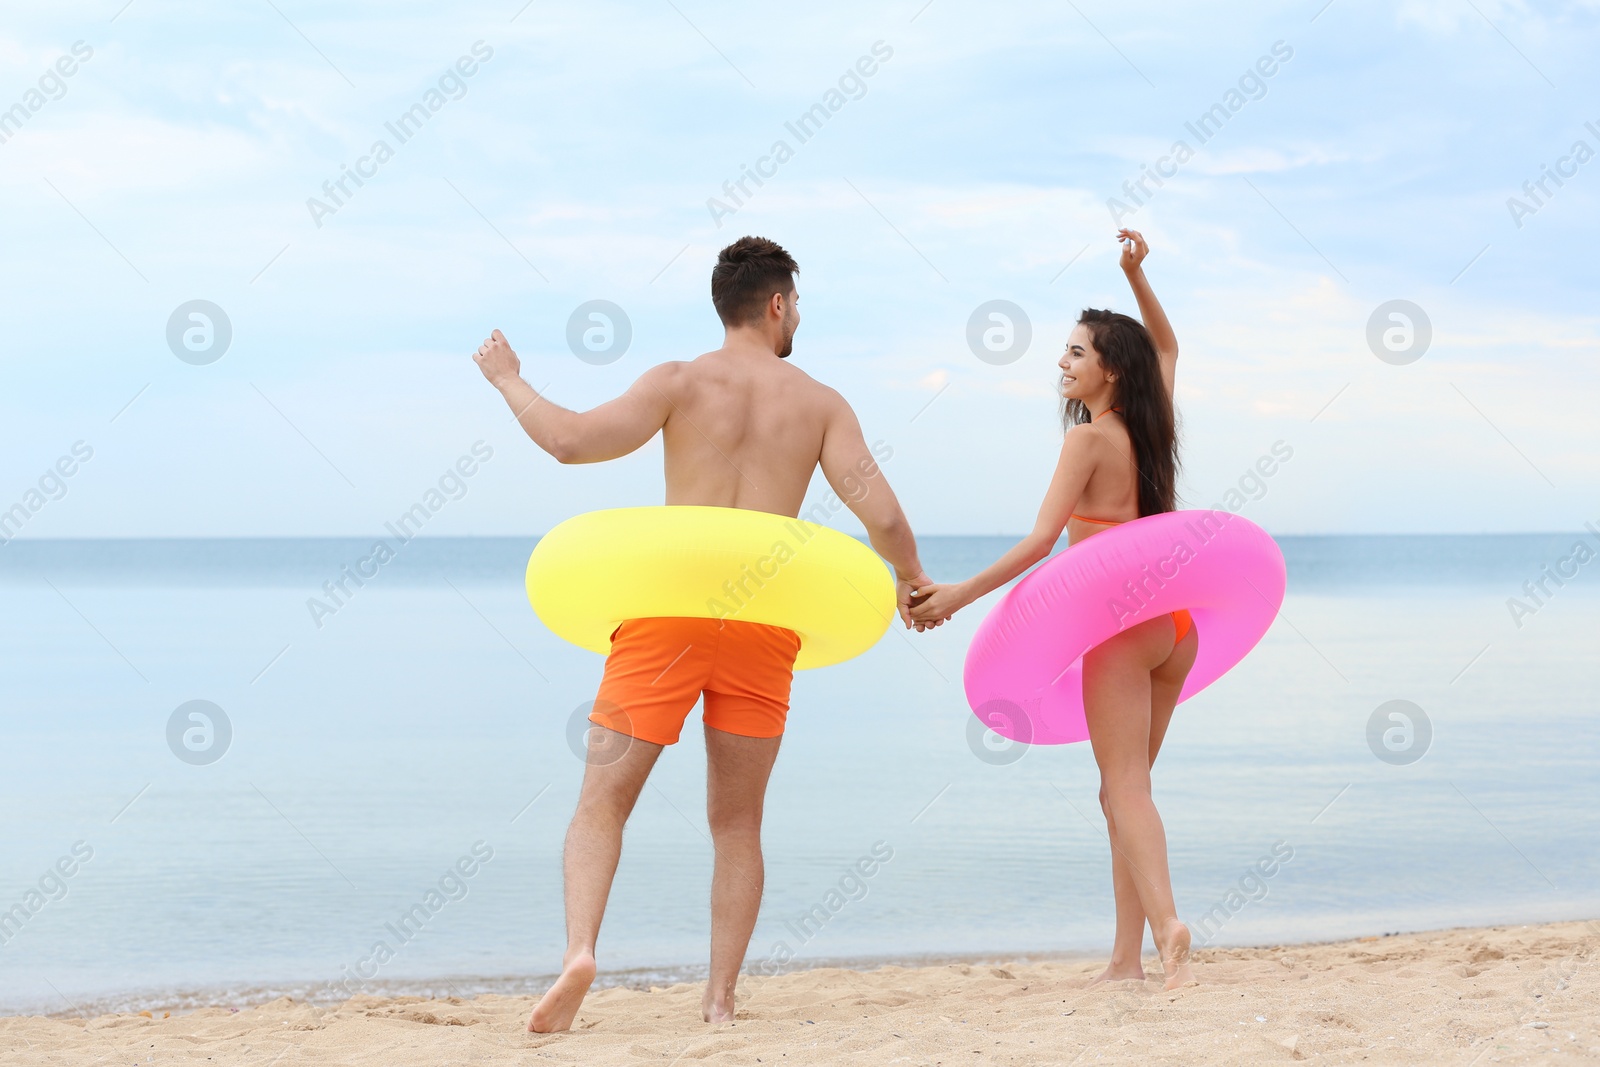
[528,725,663,1033]
[701,724,783,1023]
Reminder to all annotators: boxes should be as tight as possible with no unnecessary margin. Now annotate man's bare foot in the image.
[1155,919,1196,990]
[528,951,597,1033]
[701,983,736,1024]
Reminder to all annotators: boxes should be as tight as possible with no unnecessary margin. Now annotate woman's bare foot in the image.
[528,950,597,1033]
[1087,958,1146,986]
[1155,919,1196,990]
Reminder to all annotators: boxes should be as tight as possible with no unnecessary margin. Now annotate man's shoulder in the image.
[776,359,836,395]
[680,350,838,395]
[630,358,693,394]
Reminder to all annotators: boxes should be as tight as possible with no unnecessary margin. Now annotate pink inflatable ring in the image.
[963,510,1286,746]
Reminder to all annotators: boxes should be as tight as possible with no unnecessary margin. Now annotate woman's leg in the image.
[1083,616,1198,989]
[1093,620,1196,981]
[1093,782,1151,981]
[1143,621,1197,957]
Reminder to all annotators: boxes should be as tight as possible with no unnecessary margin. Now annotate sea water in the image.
[1,534,1596,1015]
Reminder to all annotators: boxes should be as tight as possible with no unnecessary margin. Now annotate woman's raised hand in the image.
[1117,228,1149,273]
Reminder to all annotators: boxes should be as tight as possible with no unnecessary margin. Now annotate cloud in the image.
[1395,0,1534,34]
[1189,144,1357,176]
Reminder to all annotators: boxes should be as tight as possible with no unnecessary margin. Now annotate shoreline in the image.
[12,914,1593,1022]
[5,917,1595,1065]
[8,945,1109,1023]
[0,925,1491,1022]
[9,916,1597,1018]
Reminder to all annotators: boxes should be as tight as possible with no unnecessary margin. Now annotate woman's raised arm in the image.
[1117,229,1179,396]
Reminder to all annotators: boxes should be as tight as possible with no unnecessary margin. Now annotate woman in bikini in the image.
[909,228,1196,989]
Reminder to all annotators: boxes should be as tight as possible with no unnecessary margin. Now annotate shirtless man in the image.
[472,236,931,1032]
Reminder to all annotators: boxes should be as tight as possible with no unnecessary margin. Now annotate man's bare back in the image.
[656,346,834,516]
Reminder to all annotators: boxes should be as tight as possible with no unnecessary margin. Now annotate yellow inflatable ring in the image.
[525,506,895,670]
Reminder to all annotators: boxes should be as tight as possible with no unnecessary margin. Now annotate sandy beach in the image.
[5,918,1596,1065]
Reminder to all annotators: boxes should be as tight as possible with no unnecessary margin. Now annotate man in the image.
[473,236,931,1032]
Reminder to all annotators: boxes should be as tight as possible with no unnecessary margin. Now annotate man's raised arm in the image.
[474,328,674,464]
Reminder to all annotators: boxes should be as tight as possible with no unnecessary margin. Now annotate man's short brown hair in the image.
[711,236,798,327]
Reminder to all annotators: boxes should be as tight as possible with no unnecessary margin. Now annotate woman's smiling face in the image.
[1060,322,1113,401]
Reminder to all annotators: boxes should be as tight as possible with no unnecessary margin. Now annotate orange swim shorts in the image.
[590,617,802,746]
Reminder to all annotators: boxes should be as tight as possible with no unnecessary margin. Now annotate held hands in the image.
[908,581,969,628]
[1116,228,1149,273]
[474,328,522,389]
[896,571,932,630]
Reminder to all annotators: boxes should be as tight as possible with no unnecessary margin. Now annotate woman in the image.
[910,228,1197,988]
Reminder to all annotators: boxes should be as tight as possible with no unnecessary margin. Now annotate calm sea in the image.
[2,533,1597,1016]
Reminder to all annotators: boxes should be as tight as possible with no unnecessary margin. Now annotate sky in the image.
[1,0,1597,538]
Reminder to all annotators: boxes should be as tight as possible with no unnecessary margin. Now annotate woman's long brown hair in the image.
[1060,309,1179,516]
